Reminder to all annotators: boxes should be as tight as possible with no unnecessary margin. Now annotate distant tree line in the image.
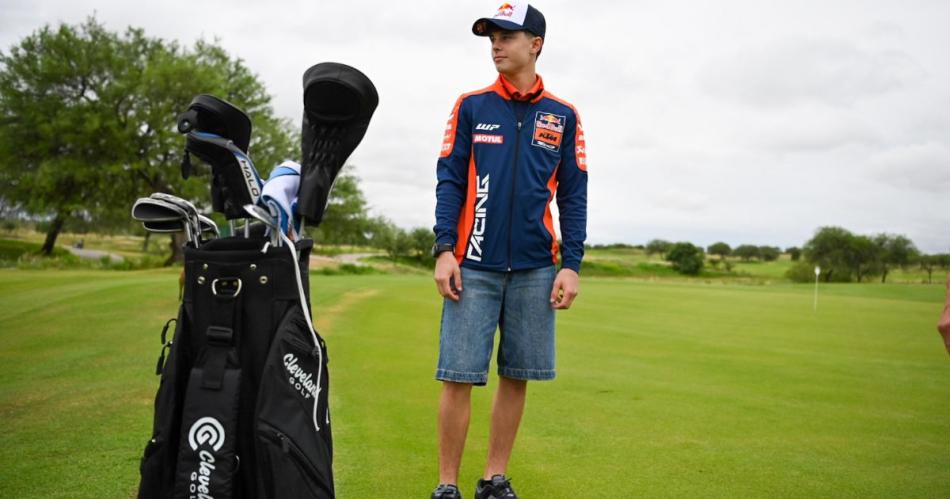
[638,239,800,276]
[587,230,947,283]
[786,226,948,283]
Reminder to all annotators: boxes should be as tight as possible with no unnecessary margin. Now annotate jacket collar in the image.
[492,73,545,103]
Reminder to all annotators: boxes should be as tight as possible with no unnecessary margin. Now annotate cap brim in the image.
[472,18,524,36]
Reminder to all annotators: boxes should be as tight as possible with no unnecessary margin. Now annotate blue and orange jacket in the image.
[434,74,588,273]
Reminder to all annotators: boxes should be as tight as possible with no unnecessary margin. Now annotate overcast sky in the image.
[3,0,948,252]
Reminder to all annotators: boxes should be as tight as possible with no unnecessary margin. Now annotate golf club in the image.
[149,193,201,243]
[177,95,262,237]
[142,219,188,234]
[132,197,199,247]
[196,214,219,238]
[244,204,281,248]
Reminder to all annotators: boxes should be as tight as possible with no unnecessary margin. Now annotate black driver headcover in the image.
[298,62,379,227]
[178,95,261,220]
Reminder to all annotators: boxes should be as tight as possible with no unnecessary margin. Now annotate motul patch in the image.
[473,133,504,144]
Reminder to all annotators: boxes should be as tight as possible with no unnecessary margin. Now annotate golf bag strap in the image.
[202,295,239,390]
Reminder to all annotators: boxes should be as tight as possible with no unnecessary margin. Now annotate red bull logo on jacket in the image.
[532,111,565,152]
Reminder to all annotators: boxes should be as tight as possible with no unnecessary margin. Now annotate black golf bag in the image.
[137,237,333,498]
[137,62,377,499]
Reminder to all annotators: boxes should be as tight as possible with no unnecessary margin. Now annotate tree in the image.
[848,235,883,282]
[409,227,435,261]
[707,242,731,261]
[372,222,411,265]
[733,244,760,261]
[803,227,854,282]
[0,17,295,260]
[0,19,132,254]
[873,234,919,283]
[786,246,802,261]
[929,254,950,284]
[758,246,781,262]
[920,255,936,284]
[645,239,672,256]
[311,167,371,245]
[665,242,705,275]
[800,226,909,283]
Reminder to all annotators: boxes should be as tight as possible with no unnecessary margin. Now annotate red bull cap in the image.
[472,2,546,39]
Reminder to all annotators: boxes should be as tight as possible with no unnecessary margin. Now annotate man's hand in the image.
[938,273,950,355]
[434,251,462,301]
[550,268,579,309]
[939,305,950,355]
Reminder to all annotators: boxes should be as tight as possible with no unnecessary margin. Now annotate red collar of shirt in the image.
[497,73,544,102]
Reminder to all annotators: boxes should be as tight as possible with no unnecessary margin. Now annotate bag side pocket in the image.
[254,306,334,498]
[138,312,189,499]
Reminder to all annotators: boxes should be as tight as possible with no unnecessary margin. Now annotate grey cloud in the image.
[651,187,710,213]
[698,37,925,108]
[750,109,881,152]
[870,142,950,193]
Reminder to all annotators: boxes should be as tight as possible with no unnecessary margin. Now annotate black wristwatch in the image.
[431,243,454,257]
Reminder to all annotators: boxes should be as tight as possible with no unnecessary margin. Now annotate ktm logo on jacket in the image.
[433,74,588,273]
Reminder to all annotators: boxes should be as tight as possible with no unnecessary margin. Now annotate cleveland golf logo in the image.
[187,417,224,499]
[466,174,490,262]
[284,353,320,400]
[188,417,225,451]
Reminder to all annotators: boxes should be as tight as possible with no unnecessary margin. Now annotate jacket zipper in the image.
[507,120,522,271]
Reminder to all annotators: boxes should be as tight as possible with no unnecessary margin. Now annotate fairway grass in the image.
[0,269,948,497]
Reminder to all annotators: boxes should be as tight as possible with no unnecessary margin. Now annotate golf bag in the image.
[138,95,334,498]
[137,62,377,499]
[137,237,333,498]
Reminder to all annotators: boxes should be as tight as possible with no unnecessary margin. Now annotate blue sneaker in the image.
[475,475,518,499]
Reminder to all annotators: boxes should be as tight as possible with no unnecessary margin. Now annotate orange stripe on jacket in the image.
[544,163,560,264]
[540,90,587,171]
[439,96,464,158]
[454,152,478,263]
[440,85,499,158]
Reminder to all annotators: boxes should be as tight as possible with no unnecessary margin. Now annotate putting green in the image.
[0,269,947,497]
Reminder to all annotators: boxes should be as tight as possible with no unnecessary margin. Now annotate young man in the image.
[430,4,588,498]
[938,273,950,354]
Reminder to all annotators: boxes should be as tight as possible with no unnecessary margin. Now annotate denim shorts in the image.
[436,265,557,385]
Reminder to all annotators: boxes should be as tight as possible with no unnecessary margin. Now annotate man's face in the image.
[488,29,541,73]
